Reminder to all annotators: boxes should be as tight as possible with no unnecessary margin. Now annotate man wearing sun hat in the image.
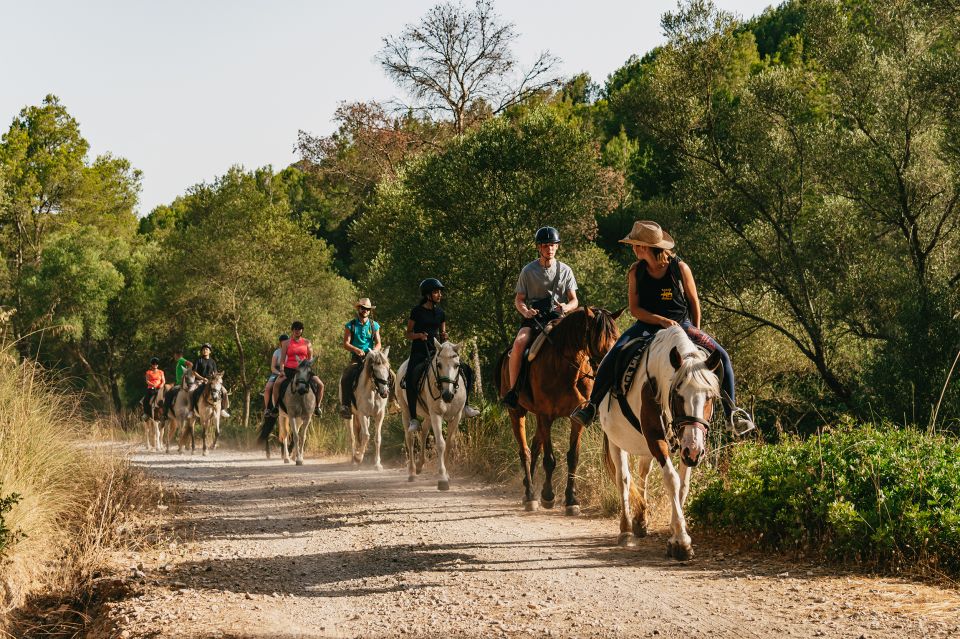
[339,297,383,419]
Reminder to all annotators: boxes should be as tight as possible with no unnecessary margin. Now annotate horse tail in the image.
[602,433,644,515]
[257,413,277,443]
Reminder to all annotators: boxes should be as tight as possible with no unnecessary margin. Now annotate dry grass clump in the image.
[0,355,166,636]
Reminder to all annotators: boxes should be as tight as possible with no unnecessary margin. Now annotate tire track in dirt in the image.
[98,449,960,638]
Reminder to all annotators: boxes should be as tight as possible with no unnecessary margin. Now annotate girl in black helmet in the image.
[403,278,480,432]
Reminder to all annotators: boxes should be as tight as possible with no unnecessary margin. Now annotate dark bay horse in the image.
[497,306,623,514]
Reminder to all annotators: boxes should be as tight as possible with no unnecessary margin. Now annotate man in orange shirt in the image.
[143,357,165,420]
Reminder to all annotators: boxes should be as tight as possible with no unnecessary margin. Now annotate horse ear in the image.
[452,342,461,353]
[585,307,595,318]
[669,347,683,370]
[611,306,627,320]
[705,349,723,373]
[433,337,442,350]
[382,346,390,359]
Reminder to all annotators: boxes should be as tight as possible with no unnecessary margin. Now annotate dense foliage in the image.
[689,422,960,575]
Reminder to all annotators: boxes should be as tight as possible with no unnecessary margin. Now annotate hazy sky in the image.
[0,1,774,215]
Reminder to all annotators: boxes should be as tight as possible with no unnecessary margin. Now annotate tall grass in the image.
[0,353,164,633]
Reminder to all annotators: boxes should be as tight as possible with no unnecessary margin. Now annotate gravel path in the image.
[100,448,960,638]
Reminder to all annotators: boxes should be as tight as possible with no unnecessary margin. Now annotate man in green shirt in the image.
[163,348,192,420]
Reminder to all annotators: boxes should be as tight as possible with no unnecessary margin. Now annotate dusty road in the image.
[100,448,960,638]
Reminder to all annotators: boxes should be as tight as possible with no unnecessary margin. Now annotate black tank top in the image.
[635,257,688,322]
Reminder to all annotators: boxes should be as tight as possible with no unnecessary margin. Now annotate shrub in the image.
[689,420,960,575]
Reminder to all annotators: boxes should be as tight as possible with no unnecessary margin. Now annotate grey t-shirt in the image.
[515,259,578,305]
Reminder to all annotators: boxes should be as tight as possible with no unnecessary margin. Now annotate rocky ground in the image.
[95,448,960,638]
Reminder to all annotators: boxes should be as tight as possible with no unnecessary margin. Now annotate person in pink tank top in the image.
[269,320,324,416]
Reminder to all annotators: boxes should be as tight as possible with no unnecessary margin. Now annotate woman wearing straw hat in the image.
[570,220,755,434]
[339,297,383,419]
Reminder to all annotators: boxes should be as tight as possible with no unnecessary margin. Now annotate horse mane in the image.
[547,307,620,357]
[646,326,720,415]
[364,349,388,372]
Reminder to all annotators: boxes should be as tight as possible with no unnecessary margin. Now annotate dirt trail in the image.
[100,448,960,639]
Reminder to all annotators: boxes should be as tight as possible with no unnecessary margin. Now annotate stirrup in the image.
[570,403,596,427]
[728,407,756,437]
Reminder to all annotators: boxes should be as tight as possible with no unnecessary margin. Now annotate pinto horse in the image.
[600,325,721,560]
[497,306,623,514]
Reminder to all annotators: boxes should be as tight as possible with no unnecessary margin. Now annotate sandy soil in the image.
[97,448,960,639]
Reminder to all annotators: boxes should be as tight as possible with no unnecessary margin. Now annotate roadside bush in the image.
[689,421,960,576]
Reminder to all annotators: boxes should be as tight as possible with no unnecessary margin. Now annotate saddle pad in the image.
[614,333,655,398]
[526,321,558,362]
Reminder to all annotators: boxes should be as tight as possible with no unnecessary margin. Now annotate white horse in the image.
[599,325,721,560]
[143,386,165,451]
[196,372,225,456]
[278,359,318,465]
[342,347,392,470]
[395,339,467,491]
[168,370,199,454]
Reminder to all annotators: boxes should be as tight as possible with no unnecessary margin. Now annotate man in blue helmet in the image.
[501,226,579,409]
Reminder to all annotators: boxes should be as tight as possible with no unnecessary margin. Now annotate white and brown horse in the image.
[395,340,466,491]
[196,372,225,455]
[343,347,392,469]
[599,325,721,560]
[168,370,199,454]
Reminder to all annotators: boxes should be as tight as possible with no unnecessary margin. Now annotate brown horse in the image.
[497,306,623,514]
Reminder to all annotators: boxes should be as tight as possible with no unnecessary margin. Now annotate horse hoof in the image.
[667,542,694,561]
[524,500,540,512]
[541,499,555,509]
[633,522,648,538]
[374,464,383,472]
[565,505,581,517]
[408,475,416,482]
[618,532,637,547]
[296,459,304,466]
[283,458,290,464]
[437,480,450,491]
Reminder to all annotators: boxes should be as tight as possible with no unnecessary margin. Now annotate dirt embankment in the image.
[96,449,960,638]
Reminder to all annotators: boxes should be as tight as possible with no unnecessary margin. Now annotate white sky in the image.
[0,0,774,215]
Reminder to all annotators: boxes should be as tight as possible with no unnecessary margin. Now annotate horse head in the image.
[294,358,313,395]
[666,337,722,468]
[206,372,224,402]
[585,306,624,367]
[365,347,391,399]
[432,338,462,403]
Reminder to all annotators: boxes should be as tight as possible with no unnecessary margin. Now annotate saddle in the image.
[526,319,559,362]
[399,360,429,391]
[612,332,657,398]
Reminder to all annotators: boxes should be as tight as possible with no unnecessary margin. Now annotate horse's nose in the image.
[442,391,454,402]
[378,388,389,399]
[682,448,701,468]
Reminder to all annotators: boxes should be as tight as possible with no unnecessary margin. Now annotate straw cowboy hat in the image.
[355,297,376,310]
[619,220,675,249]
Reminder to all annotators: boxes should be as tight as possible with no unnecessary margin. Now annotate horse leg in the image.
[679,462,694,506]
[607,440,636,547]
[372,409,384,471]
[416,416,427,475]
[294,418,306,465]
[431,414,450,491]
[350,415,361,465]
[563,420,585,516]
[200,418,208,456]
[633,455,655,537]
[661,457,693,560]
[212,413,221,450]
[359,415,370,465]
[537,416,557,509]
[510,410,537,510]
[280,416,291,463]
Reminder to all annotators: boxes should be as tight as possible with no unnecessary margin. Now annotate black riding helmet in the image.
[149,357,160,365]
[419,278,445,297]
[535,226,561,244]
[278,333,289,342]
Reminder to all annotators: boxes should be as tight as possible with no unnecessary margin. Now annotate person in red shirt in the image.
[269,321,324,417]
[143,357,165,419]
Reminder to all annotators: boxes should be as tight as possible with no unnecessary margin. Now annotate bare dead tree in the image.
[377,0,561,134]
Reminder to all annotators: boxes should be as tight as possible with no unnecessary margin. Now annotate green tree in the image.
[146,167,354,425]
[353,106,622,366]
